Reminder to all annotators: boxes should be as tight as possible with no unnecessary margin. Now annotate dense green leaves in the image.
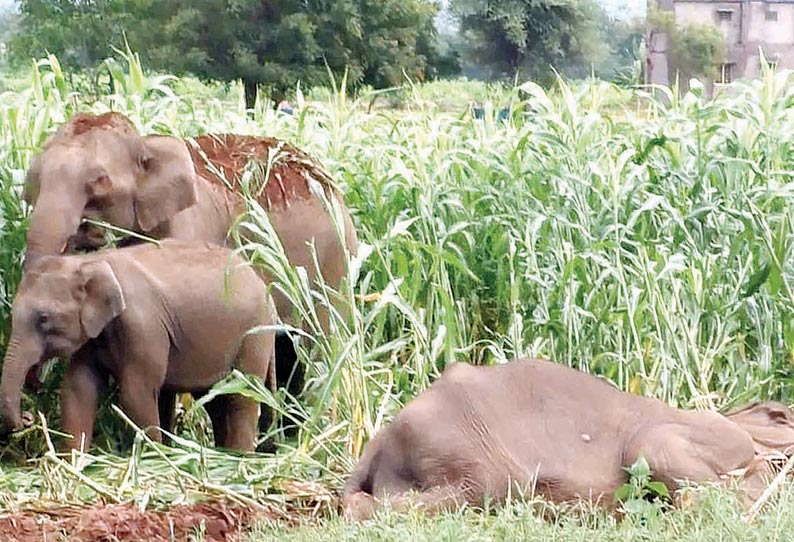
[450,0,610,83]
[9,0,440,104]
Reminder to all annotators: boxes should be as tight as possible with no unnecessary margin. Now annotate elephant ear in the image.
[134,135,198,232]
[727,402,794,454]
[78,260,126,339]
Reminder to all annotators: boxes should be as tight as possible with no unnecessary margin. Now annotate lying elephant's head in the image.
[24,113,198,262]
[0,257,125,431]
[727,401,794,454]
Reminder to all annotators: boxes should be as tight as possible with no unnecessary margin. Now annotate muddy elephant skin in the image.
[0,240,276,452]
[343,359,794,519]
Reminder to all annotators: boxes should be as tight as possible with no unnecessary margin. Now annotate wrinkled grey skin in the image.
[343,359,794,519]
[1,240,276,451]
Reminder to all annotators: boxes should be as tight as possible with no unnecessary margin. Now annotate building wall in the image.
[674,2,743,46]
[649,0,794,87]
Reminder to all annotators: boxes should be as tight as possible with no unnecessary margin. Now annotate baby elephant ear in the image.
[78,260,126,339]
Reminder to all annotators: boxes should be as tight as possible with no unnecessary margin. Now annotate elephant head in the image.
[24,113,198,263]
[726,401,794,454]
[0,257,125,431]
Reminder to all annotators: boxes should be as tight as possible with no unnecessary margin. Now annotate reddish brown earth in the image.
[54,111,139,139]
[0,500,273,542]
[187,133,336,210]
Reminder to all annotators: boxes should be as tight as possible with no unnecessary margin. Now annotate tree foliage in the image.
[450,0,609,83]
[10,0,440,104]
[649,10,725,83]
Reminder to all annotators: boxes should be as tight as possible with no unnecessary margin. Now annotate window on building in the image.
[717,63,734,84]
[717,9,733,22]
[766,11,778,22]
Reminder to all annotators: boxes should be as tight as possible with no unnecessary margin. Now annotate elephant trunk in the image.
[0,329,44,431]
[25,189,85,262]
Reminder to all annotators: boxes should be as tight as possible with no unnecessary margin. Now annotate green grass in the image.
[246,487,794,542]
[1,52,794,532]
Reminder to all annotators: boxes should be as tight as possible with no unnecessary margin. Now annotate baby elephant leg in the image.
[214,329,275,452]
[345,485,470,521]
[117,334,169,443]
[61,352,105,451]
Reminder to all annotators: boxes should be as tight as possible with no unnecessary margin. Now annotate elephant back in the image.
[185,134,339,211]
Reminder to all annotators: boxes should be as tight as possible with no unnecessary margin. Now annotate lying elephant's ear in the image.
[134,135,198,232]
[78,260,126,339]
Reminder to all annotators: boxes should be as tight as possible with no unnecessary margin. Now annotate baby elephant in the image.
[0,240,276,452]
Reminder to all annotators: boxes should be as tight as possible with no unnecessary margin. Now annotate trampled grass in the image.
[1,51,794,532]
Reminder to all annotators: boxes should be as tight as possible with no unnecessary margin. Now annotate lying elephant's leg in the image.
[624,418,755,491]
[61,352,105,451]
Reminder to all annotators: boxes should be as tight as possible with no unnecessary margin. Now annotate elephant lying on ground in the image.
[343,359,794,519]
[0,240,276,451]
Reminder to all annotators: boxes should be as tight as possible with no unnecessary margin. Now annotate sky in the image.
[601,0,647,20]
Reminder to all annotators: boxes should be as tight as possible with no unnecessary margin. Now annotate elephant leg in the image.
[345,485,469,521]
[158,389,177,444]
[118,378,164,442]
[116,334,168,443]
[221,327,273,452]
[61,352,105,452]
[205,396,229,448]
[623,421,750,491]
[217,394,259,452]
[258,331,302,444]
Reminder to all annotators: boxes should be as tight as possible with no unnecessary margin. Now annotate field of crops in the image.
[2,52,794,539]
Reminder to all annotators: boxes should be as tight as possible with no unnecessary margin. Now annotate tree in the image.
[10,0,151,69]
[10,0,441,107]
[450,0,609,84]
[648,10,725,85]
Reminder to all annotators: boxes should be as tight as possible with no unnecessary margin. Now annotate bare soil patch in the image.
[0,500,273,542]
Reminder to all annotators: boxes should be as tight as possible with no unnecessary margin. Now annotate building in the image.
[647,0,794,88]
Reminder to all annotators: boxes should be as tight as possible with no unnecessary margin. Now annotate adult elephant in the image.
[343,359,794,519]
[23,112,358,326]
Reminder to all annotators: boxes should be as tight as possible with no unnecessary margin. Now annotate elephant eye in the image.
[35,312,50,331]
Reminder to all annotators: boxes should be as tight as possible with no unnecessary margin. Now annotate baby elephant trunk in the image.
[0,330,44,432]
